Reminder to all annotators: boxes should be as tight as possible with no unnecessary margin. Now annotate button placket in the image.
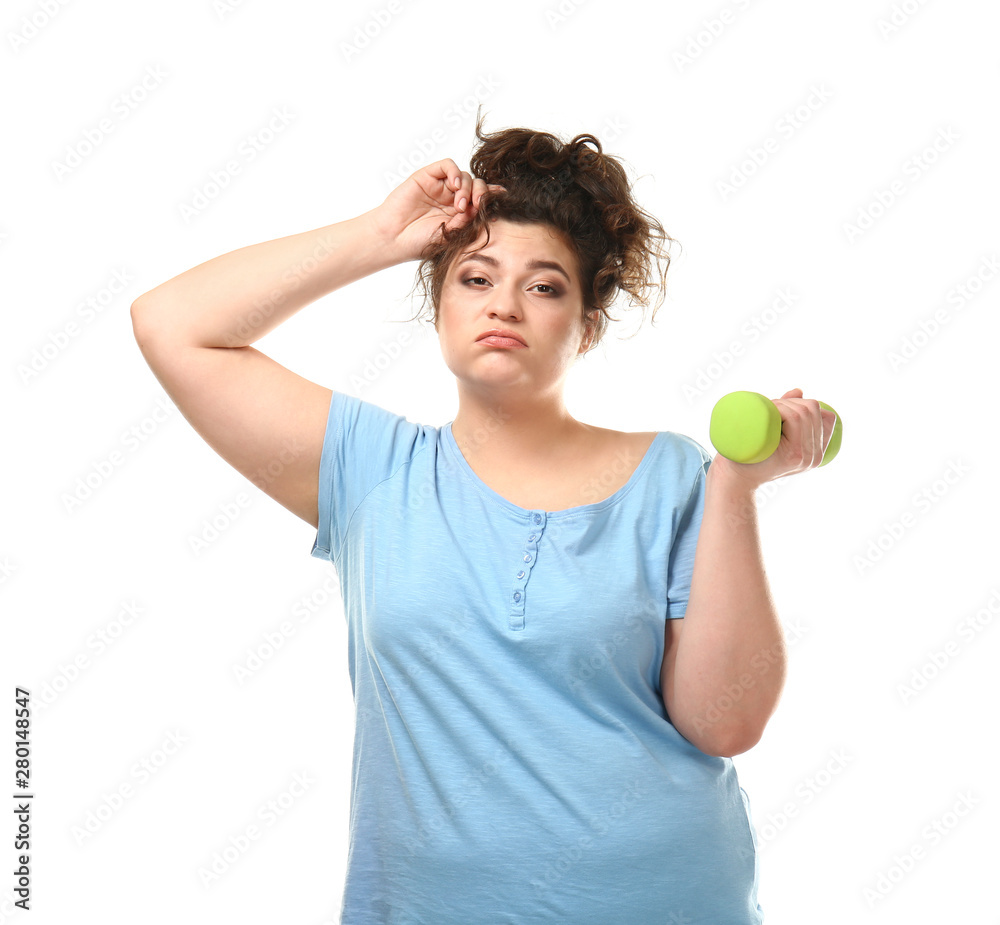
[509,511,546,630]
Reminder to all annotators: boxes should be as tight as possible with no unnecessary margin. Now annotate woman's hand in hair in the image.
[367,158,504,261]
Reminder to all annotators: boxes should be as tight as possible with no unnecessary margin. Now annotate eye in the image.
[460,276,562,296]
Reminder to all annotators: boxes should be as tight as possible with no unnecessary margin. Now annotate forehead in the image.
[452,220,577,272]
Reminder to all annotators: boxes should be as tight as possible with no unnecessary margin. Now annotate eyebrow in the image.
[455,252,573,285]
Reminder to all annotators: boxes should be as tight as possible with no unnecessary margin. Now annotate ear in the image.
[579,310,597,353]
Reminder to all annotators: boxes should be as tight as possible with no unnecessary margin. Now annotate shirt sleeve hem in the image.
[309,389,342,564]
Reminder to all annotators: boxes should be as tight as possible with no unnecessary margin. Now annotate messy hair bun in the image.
[406,107,677,355]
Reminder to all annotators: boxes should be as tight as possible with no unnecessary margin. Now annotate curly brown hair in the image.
[403,108,679,357]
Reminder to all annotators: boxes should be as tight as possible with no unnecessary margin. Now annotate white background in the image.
[3,0,998,922]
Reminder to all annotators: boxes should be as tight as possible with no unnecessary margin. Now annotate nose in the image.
[485,282,523,321]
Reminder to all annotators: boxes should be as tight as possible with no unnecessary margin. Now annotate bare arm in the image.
[130,208,407,348]
[660,389,836,757]
[130,160,500,527]
[660,468,787,758]
[130,211,411,527]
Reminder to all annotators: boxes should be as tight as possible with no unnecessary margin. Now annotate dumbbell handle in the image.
[709,391,842,466]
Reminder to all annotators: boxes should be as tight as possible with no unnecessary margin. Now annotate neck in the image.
[449,388,589,460]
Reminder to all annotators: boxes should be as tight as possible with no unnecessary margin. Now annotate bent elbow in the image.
[688,723,763,758]
[704,728,762,758]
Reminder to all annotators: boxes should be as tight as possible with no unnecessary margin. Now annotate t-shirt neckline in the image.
[442,421,664,519]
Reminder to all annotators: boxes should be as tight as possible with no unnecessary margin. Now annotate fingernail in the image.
[458,197,467,211]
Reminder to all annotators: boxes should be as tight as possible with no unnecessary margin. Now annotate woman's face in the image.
[435,219,595,400]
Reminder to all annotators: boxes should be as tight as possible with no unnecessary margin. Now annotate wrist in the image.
[706,455,762,501]
[358,207,419,266]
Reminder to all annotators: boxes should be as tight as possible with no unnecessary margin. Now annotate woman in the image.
[132,113,835,924]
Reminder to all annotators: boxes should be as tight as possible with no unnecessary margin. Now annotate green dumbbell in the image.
[709,391,843,466]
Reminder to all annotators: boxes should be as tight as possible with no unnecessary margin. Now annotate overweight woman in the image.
[131,113,835,924]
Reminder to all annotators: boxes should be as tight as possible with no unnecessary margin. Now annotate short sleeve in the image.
[309,391,423,565]
[665,439,714,620]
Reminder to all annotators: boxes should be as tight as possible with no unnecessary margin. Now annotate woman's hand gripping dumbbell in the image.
[708,389,842,487]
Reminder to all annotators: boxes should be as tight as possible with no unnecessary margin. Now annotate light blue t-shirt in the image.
[310,391,764,925]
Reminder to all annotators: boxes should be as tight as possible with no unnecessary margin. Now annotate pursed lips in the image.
[476,329,527,346]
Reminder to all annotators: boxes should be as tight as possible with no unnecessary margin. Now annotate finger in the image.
[452,170,473,212]
[469,177,494,209]
[423,158,461,189]
[414,161,465,210]
[801,398,824,467]
[456,174,499,214]
[820,408,837,455]
[772,396,822,467]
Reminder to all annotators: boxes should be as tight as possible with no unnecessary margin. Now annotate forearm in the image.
[670,461,788,756]
[131,208,407,348]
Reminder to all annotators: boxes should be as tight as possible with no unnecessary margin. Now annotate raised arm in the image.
[130,160,500,527]
[130,209,404,349]
[130,210,409,527]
